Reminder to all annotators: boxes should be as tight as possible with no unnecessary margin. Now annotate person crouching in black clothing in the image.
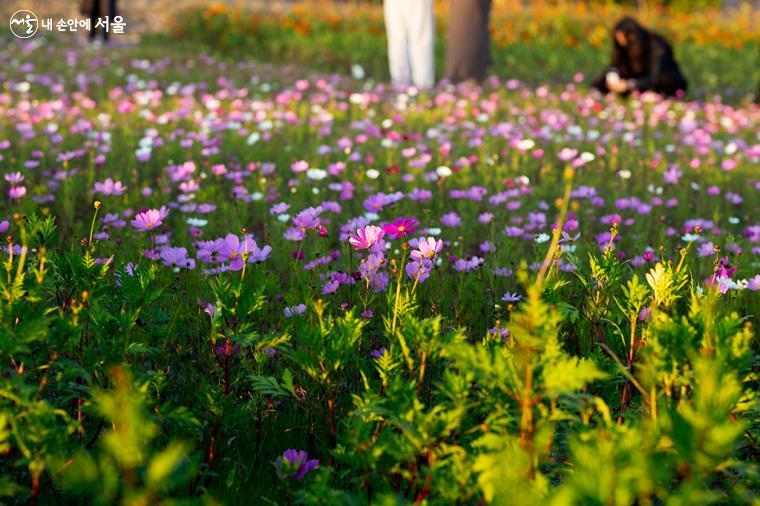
[593,17,687,98]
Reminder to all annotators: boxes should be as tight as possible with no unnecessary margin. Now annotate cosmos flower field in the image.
[0,39,758,504]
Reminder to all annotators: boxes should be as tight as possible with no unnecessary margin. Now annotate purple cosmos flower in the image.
[160,247,195,269]
[697,242,715,257]
[270,202,290,215]
[501,292,522,303]
[322,279,339,295]
[406,259,432,282]
[131,206,169,232]
[488,327,510,342]
[663,165,682,185]
[218,233,257,270]
[441,212,462,228]
[293,206,322,230]
[284,304,307,317]
[275,449,319,480]
[453,256,484,272]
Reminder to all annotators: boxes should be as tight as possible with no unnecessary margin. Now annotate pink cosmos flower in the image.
[4,172,24,184]
[8,186,26,199]
[94,178,127,196]
[383,217,419,239]
[131,206,169,232]
[349,225,384,250]
[410,237,443,261]
[557,148,578,162]
[291,160,309,173]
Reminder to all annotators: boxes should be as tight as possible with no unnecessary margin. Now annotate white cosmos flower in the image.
[364,212,380,221]
[426,227,442,235]
[436,166,452,178]
[580,152,595,162]
[619,170,632,179]
[277,214,290,222]
[516,139,535,151]
[307,168,327,181]
[535,233,551,244]
[351,64,365,80]
[251,192,263,201]
[186,217,208,227]
[366,169,380,179]
[246,132,260,145]
[728,216,740,224]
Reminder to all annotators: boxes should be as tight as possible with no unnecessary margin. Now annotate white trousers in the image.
[383,0,435,88]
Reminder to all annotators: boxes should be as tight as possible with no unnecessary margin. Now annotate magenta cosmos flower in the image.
[349,225,384,250]
[131,206,169,232]
[383,216,419,239]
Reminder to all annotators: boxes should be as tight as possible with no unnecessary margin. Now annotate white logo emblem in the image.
[9,10,38,39]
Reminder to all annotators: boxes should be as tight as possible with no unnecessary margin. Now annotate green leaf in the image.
[543,357,606,395]
[146,442,187,489]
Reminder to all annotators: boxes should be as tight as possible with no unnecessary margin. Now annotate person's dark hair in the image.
[593,16,688,97]
[611,17,650,75]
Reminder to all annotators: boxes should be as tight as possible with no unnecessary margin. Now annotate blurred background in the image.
[3,0,759,100]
